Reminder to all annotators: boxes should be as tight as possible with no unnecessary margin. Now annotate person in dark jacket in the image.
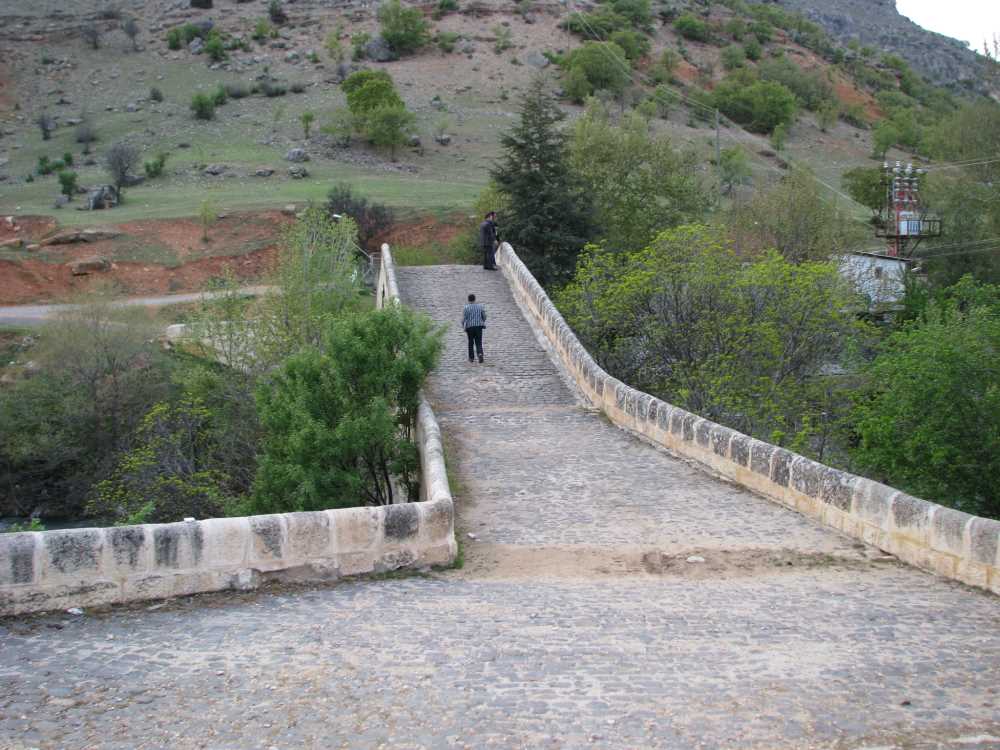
[479,211,499,270]
[462,293,487,363]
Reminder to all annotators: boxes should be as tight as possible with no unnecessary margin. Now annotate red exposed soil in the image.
[0,210,293,305]
[379,212,469,249]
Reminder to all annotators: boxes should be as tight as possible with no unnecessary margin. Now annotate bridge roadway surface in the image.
[1,265,999,750]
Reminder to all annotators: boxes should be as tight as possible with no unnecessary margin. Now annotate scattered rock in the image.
[41,226,120,245]
[203,163,227,176]
[430,95,446,111]
[281,204,298,216]
[69,256,111,275]
[0,238,24,249]
[53,195,69,209]
[66,607,84,615]
[284,50,300,63]
[685,555,706,564]
[189,37,205,55]
[408,134,421,147]
[288,165,309,179]
[121,174,145,187]
[284,148,309,162]
[525,51,550,69]
[364,35,395,62]
[435,133,452,146]
[254,167,275,177]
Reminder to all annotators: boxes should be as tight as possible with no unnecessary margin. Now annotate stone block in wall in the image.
[931,507,973,558]
[791,458,823,498]
[383,503,420,545]
[891,493,934,546]
[419,499,453,543]
[769,449,793,487]
[248,515,286,568]
[6,579,120,616]
[419,541,456,567]
[710,425,734,458]
[0,532,37,586]
[750,441,774,478]
[820,468,855,512]
[42,529,105,586]
[694,420,712,449]
[335,506,380,553]
[969,518,1000,567]
[284,512,333,562]
[853,480,896,528]
[338,551,376,576]
[681,413,697,443]
[153,522,205,571]
[105,526,151,580]
[729,433,750,466]
[656,400,672,434]
[375,548,417,573]
[199,517,250,569]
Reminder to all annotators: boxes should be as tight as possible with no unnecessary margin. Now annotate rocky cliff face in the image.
[749,0,989,93]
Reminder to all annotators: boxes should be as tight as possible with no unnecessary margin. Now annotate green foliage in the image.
[770,121,788,151]
[363,105,416,159]
[493,24,513,54]
[321,107,355,147]
[90,399,232,525]
[817,99,839,132]
[673,14,709,42]
[728,168,866,262]
[852,281,1000,518]
[651,48,680,83]
[204,32,227,62]
[564,42,630,97]
[758,57,832,111]
[435,30,460,53]
[608,0,652,30]
[300,110,315,139]
[435,0,459,16]
[562,8,630,39]
[492,77,594,287]
[190,92,216,120]
[377,0,430,57]
[841,166,883,218]
[250,305,442,513]
[150,86,164,103]
[325,29,344,60]
[352,32,371,60]
[569,102,710,253]
[557,225,863,445]
[269,0,287,24]
[326,183,394,251]
[2,518,45,533]
[143,152,169,179]
[564,65,592,104]
[343,70,403,116]
[720,44,745,71]
[609,29,650,62]
[57,170,78,199]
[718,146,750,194]
[743,37,761,60]
[210,83,228,107]
[871,120,898,158]
[712,75,797,134]
[62,152,73,166]
[166,27,182,49]
[253,19,276,41]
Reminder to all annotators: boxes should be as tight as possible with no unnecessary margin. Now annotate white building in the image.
[838,252,912,311]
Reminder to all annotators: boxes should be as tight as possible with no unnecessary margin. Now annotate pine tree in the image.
[491,77,593,287]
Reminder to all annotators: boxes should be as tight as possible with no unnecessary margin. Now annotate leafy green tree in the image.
[377,0,430,56]
[718,146,750,195]
[673,14,709,42]
[300,110,315,139]
[758,57,832,111]
[871,120,898,158]
[58,170,78,200]
[569,102,710,252]
[363,105,415,159]
[564,41,631,97]
[842,166,884,220]
[712,76,797,134]
[250,305,442,512]
[609,29,650,62]
[557,224,863,448]
[564,64,592,104]
[191,92,216,120]
[492,77,594,286]
[89,399,232,525]
[851,283,1000,518]
[728,168,866,262]
[721,44,745,70]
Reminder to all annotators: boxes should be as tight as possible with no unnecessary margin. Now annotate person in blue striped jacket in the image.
[462,293,487,363]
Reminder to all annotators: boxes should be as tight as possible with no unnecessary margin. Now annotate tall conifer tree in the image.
[492,77,593,286]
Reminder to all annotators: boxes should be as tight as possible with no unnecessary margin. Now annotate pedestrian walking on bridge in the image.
[480,211,499,270]
[463,293,487,363]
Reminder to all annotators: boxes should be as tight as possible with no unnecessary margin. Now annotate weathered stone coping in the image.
[497,242,1000,595]
[0,249,456,617]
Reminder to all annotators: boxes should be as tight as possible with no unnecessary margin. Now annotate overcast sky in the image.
[896,0,1000,54]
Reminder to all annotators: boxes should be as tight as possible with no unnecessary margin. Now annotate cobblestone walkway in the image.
[1,265,998,750]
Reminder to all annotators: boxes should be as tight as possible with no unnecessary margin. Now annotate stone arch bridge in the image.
[0,246,998,750]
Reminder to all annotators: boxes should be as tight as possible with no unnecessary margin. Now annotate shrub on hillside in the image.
[204,32,227,62]
[326,183,394,250]
[758,58,832,111]
[144,152,169,179]
[673,14,709,42]
[564,41,630,97]
[377,0,430,56]
[712,76,797,134]
[166,27,183,49]
[609,29,650,61]
[191,92,216,120]
[224,82,250,99]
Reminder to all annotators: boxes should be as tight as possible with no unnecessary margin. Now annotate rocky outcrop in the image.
[749,0,991,94]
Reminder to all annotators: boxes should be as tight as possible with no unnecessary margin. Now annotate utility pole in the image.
[715,109,722,198]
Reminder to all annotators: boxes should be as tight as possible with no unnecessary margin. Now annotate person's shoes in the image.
[469,358,475,363]
[478,356,484,363]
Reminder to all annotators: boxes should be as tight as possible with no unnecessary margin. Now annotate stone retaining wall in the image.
[498,242,1000,595]
[0,249,456,617]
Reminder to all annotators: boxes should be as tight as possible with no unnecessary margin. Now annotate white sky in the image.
[895,0,1000,53]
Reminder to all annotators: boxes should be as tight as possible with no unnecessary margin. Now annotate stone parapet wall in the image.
[0,249,456,617]
[497,242,1000,595]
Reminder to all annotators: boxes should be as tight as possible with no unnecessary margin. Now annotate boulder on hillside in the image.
[254,167,275,177]
[41,227,121,246]
[364,35,395,62]
[288,165,309,179]
[203,164,227,176]
[69,256,111,275]
[190,0,213,8]
[525,51,550,69]
[86,185,118,210]
[189,37,205,54]
[285,148,309,162]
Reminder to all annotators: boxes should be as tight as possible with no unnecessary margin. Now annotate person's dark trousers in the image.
[466,326,484,362]
[483,247,497,269]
